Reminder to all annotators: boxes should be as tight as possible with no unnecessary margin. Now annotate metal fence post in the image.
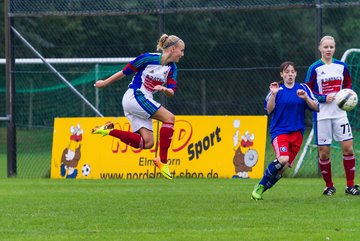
[5,0,17,177]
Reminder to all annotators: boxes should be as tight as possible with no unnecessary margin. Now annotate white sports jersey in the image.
[119,52,178,131]
[305,58,352,120]
[122,52,177,99]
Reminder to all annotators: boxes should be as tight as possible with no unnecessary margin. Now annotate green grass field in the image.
[1,126,359,240]
[0,178,359,241]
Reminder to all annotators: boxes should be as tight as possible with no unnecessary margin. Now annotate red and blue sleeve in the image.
[166,65,178,92]
[343,65,352,89]
[122,54,148,76]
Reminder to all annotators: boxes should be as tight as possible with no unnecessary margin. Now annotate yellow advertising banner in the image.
[51,116,267,179]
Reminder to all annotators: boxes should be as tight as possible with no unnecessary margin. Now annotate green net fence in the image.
[1,0,360,178]
[8,0,316,16]
[0,63,126,177]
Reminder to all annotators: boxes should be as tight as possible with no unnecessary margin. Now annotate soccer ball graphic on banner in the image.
[82,164,91,176]
[335,88,358,111]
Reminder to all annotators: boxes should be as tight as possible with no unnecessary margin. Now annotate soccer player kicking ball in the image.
[92,34,185,180]
[251,61,319,200]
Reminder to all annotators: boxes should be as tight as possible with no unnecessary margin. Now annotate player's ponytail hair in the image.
[157,34,183,51]
[319,35,336,46]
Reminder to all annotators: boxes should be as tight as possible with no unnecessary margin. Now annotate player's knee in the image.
[144,143,154,149]
[319,151,330,160]
[342,146,354,156]
[318,147,330,159]
[340,140,354,155]
[142,136,154,149]
[165,113,175,123]
[143,140,154,149]
[277,156,289,165]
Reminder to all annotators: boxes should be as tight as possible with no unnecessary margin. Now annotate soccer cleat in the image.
[345,184,360,195]
[91,121,114,136]
[251,184,264,200]
[153,157,173,180]
[323,186,336,196]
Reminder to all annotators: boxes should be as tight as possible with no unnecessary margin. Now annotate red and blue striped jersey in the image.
[122,52,178,97]
[305,58,351,120]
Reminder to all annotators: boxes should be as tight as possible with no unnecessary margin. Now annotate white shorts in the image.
[315,116,353,145]
[122,88,161,132]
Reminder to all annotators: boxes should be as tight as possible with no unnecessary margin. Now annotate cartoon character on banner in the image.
[232,119,259,178]
[60,124,84,178]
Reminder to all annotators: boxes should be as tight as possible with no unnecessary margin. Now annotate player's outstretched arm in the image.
[94,71,125,88]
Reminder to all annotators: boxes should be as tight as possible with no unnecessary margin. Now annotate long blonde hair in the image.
[156,34,183,51]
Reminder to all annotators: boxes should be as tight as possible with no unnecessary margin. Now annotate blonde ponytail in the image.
[156,34,182,51]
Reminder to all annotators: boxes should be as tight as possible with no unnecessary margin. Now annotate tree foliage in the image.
[1,3,360,116]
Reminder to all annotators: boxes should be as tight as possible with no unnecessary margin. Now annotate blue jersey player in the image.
[251,61,319,200]
[92,34,185,180]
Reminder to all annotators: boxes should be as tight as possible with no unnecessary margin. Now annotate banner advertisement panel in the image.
[50,116,267,179]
